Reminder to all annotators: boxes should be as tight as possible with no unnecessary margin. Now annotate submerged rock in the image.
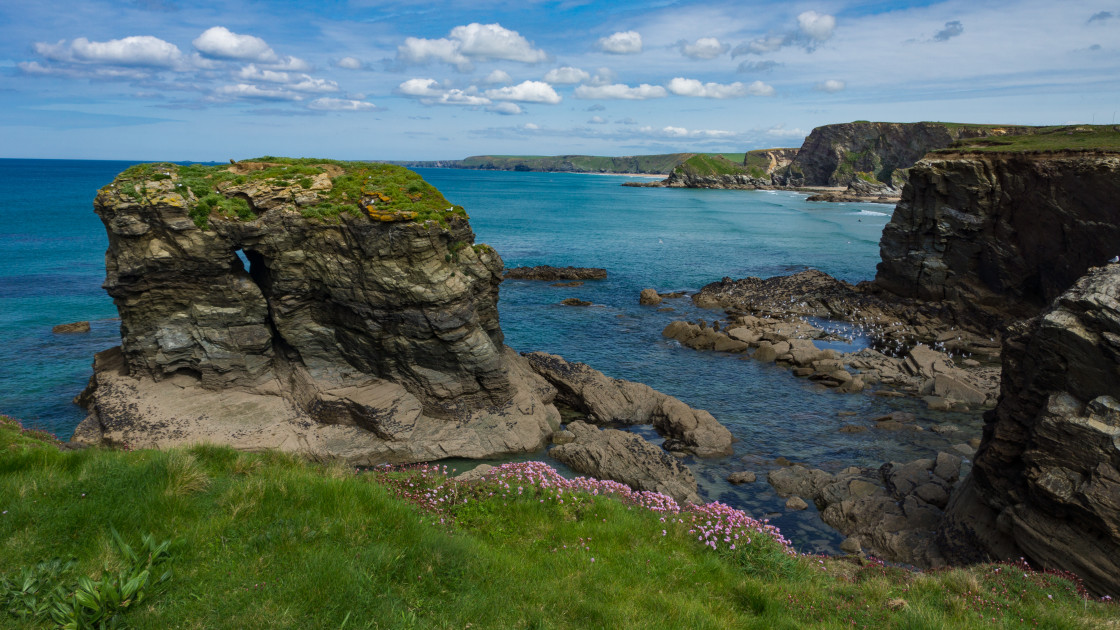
[505,266,607,281]
[52,321,91,334]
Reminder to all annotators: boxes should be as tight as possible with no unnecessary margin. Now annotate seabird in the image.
[1109,255,1119,264]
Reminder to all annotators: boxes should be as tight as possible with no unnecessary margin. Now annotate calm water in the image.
[0,160,980,553]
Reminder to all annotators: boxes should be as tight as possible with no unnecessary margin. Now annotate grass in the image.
[1,414,1116,629]
[452,153,697,174]
[933,124,1120,154]
[672,154,753,178]
[103,158,468,229]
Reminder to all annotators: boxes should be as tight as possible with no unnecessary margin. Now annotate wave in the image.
[854,209,889,217]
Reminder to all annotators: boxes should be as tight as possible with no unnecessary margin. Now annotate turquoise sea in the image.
[0,159,980,553]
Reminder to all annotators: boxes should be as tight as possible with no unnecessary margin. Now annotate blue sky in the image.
[1,0,1118,161]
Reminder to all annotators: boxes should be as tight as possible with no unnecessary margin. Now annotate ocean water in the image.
[0,160,979,554]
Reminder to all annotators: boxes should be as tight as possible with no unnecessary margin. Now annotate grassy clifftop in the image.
[933,124,1120,154]
[1,416,1114,629]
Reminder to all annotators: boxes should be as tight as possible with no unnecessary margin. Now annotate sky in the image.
[1,0,1118,161]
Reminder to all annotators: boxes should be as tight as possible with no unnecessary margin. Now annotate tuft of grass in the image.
[0,419,1116,629]
[162,450,210,497]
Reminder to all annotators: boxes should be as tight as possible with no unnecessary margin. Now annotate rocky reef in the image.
[875,151,1120,328]
[940,263,1120,597]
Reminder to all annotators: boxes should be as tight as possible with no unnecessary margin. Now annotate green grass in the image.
[933,124,1120,154]
[104,158,467,229]
[1,415,1116,629]
[454,153,696,174]
[673,154,753,178]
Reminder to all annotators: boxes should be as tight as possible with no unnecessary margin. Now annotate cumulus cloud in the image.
[194,26,277,62]
[677,37,729,60]
[397,78,491,106]
[288,76,339,93]
[235,64,338,92]
[933,21,964,42]
[574,83,667,100]
[588,67,617,86]
[236,64,290,83]
[733,10,836,56]
[308,97,377,111]
[666,77,772,98]
[543,66,590,84]
[598,31,642,54]
[37,35,186,67]
[396,23,546,71]
[336,56,363,70]
[484,69,512,84]
[485,80,561,104]
[488,102,522,115]
[798,11,836,42]
[814,79,845,93]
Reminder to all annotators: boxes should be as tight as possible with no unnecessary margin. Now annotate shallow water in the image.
[0,161,983,554]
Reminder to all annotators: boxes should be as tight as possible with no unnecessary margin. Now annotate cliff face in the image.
[939,264,1120,597]
[875,152,1120,329]
[774,122,1027,187]
[75,161,562,463]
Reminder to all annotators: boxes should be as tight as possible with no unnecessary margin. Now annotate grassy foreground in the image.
[1,416,1116,629]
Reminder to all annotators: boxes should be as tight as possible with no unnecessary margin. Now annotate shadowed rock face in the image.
[876,153,1120,329]
[75,162,562,462]
[939,264,1120,597]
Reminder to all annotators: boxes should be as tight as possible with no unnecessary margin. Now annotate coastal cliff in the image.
[939,264,1120,597]
[875,151,1120,330]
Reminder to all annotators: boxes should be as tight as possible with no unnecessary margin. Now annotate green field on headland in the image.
[935,124,1120,154]
[2,417,1114,629]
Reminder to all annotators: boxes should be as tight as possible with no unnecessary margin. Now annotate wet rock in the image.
[786,496,809,511]
[838,425,867,434]
[551,281,584,287]
[505,266,607,280]
[53,321,91,334]
[549,421,701,504]
[639,288,662,305]
[523,352,733,457]
[768,465,833,499]
[560,298,592,306]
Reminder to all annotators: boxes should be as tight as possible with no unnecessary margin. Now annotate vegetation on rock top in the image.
[2,415,1115,629]
[672,154,754,178]
[933,124,1120,154]
[105,158,467,229]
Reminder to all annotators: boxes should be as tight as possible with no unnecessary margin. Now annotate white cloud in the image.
[308,97,377,111]
[639,125,734,139]
[735,35,787,56]
[574,83,667,100]
[236,64,290,83]
[288,76,340,93]
[397,78,492,106]
[484,69,512,84]
[588,67,616,86]
[666,78,771,98]
[485,80,561,104]
[588,115,607,124]
[523,123,540,130]
[336,56,363,70]
[814,79,846,93]
[488,102,522,115]
[193,27,278,63]
[35,35,185,67]
[678,37,729,60]
[598,31,642,54]
[798,11,836,42]
[396,23,546,71]
[266,56,311,72]
[766,124,808,138]
[543,66,590,84]
[215,83,301,101]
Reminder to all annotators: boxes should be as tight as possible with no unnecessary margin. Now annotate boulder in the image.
[549,421,701,504]
[768,465,833,499]
[727,471,757,484]
[523,352,733,457]
[505,266,607,280]
[639,288,662,305]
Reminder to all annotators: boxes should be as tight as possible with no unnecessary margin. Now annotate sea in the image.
[0,159,982,554]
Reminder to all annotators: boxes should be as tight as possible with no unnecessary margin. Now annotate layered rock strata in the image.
[75,161,564,463]
[875,152,1120,328]
[939,264,1120,597]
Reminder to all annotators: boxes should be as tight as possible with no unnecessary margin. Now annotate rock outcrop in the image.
[773,121,1028,187]
[875,152,1120,329]
[504,266,607,281]
[939,264,1120,597]
[522,352,733,457]
[74,160,562,463]
[550,421,701,504]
